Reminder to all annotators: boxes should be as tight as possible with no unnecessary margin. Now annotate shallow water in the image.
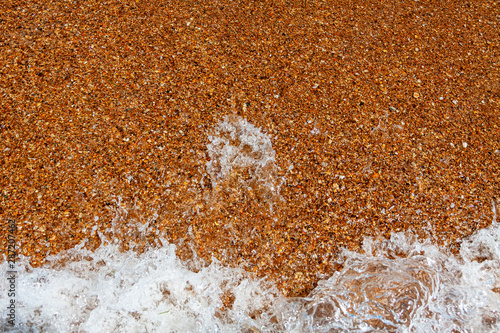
[2,218,499,332]
[2,117,499,332]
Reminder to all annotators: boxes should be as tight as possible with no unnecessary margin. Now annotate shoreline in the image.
[1,0,499,296]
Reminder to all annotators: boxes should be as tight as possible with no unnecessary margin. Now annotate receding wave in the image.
[2,117,499,332]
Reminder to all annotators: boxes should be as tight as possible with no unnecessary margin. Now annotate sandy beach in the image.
[1,0,499,297]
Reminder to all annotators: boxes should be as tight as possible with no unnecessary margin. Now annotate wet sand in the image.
[1,0,499,296]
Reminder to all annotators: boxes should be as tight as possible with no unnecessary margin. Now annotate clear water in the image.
[2,117,499,332]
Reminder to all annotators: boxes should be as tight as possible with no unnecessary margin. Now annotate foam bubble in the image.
[206,115,281,207]
[0,241,283,332]
[284,224,500,332]
[2,221,500,332]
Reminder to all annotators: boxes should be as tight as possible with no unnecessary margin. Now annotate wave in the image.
[2,116,499,332]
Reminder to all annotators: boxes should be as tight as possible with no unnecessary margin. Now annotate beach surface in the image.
[1,0,499,296]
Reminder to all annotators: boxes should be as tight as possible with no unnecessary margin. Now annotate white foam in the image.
[206,115,280,201]
[1,241,284,332]
[284,222,500,332]
[2,220,500,332]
